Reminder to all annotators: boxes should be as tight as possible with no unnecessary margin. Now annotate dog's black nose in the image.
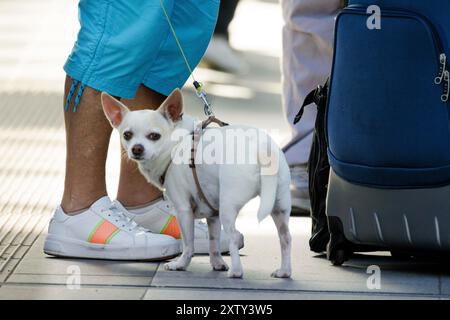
[132,144,144,157]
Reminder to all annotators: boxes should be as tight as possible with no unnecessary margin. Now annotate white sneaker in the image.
[44,196,181,261]
[203,35,248,74]
[114,198,244,254]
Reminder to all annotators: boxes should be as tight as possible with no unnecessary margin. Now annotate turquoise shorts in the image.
[64,0,219,99]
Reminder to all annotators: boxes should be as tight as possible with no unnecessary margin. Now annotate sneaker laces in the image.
[103,204,145,232]
[158,198,173,211]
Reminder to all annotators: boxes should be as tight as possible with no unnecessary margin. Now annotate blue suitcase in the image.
[324,0,450,264]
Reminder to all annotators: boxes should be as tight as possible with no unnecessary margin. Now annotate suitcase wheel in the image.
[327,247,348,266]
[326,216,350,266]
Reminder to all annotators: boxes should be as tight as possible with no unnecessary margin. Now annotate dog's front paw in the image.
[164,260,187,271]
[271,269,291,278]
[227,268,243,278]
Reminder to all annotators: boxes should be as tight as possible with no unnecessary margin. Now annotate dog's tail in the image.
[257,174,278,222]
[257,138,280,222]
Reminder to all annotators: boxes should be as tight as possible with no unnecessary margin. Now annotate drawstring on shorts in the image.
[64,78,85,112]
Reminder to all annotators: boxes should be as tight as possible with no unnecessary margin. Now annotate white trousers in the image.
[281,0,341,165]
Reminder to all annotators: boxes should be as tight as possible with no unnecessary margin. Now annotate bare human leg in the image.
[61,77,112,213]
[61,80,166,212]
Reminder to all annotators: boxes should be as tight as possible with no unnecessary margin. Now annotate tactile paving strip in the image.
[0,0,76,282]
[0,92,65,282]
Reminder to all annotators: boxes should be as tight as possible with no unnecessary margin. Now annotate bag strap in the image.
[293,79,329,125]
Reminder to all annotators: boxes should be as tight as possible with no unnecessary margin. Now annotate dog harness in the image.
[189,116,228,214]
[159,116,228,214]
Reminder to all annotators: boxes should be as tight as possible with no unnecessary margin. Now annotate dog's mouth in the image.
[131,155,144,161]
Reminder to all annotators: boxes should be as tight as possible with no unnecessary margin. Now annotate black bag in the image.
[295,81,384,263]
[293,80,330,253]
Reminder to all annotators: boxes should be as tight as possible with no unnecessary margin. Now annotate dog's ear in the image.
[101,92,129,127]
[158,88,183,123]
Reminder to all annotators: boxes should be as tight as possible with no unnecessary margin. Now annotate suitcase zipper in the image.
[435,53,447,85]
[442,70,449,102]
[346,6,449,103]
[435,53,449,102]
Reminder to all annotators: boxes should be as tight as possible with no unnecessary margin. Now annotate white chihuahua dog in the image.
[101,89,292,278]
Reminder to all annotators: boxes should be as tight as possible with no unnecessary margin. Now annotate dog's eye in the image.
[147,132,161,141]
[123,131,133,141]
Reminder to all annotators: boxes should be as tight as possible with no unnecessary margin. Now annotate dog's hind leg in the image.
[270,199,292,278]
[220,205,244,278]
[207,216,229,271]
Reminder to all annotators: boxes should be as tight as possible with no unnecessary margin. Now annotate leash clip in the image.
[193,81,214,116]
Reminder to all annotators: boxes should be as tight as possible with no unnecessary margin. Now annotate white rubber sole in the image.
[43,234,181,261]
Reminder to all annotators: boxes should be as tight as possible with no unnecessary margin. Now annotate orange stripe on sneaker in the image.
[89,219,119,244]
[161,216,181,239]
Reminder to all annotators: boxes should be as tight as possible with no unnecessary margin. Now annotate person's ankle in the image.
[116,193,162,208]
[61,194,108,215]
[120,197,162,210]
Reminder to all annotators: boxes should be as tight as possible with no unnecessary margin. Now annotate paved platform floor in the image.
[1,0,450,300]
[2,216,450,300]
